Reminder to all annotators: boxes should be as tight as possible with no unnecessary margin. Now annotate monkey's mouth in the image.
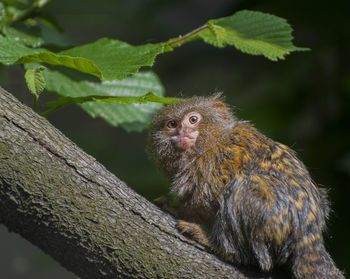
[171,131,199,151]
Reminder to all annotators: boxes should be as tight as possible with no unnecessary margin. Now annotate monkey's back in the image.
[213,123,333,272]
[175,122,330,272]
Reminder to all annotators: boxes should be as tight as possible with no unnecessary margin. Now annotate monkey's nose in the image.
[178,128,190,136]
[172,129,199,151]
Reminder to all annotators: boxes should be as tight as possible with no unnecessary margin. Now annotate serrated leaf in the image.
[24,65,46,97]
[0,35,46,64]
[43,69,172,132]
[60,38,167,81]
[19,37,167,81]
[0,36,167,81]
[18,51,103,78]
[198,10,309,61]
[0,9,307,83]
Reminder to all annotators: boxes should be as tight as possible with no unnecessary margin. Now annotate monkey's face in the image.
[148,95,237,174]
[164,111,202,151]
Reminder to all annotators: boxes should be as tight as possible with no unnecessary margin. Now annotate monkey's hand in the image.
[176,220,210,248]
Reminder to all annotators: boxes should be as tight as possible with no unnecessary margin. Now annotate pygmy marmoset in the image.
[149,95,344,279]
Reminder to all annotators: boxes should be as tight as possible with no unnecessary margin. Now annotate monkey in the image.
[148,94,345,279]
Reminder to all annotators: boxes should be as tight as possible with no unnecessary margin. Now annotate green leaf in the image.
[0,36,99,76]
[0,35,46,64]
[18,51,103,78]
[59,38,167,81]
[168,10,309,61]
[21,38,168,81]
[200,10,309,61]
[0,36,167,81]
[43,69,175,132]
[3,24,43,47]
[0,9,307,84]
[24,65,46,97]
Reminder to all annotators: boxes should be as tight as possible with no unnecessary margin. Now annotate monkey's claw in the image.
[176,220,210,247]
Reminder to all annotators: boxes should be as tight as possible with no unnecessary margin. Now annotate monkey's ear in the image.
[213,101,228,111]
[210,92,227,109]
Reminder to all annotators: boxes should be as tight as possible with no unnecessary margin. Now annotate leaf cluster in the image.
[0,1,308,131]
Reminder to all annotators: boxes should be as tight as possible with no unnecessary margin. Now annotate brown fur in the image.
[149,95,344,279]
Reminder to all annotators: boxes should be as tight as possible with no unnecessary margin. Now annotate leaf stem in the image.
[167,24,208,47]
[33,96,38,112]
[39,93,181,117]
[40,106,59,117]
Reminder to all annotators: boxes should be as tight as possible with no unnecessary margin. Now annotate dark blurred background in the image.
[1,0,349,278]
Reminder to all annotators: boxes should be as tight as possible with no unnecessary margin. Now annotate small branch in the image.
[167,24,209,47]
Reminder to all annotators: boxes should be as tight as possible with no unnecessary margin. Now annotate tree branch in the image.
[0,87,286,279]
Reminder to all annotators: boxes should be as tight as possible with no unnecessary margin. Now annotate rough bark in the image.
[0,86,286,279]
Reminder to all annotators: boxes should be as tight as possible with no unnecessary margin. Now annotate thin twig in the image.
[167,24,209,47]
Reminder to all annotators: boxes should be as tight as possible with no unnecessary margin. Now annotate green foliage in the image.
[59,38,169,81]
[24,65,46,98]
[168,10,308,61]
[0,2,309,131]
[3,24,43,47]
[43,70,178,131]
[0,35,45,64]
[12,38,168,81]
[201,10,309,61]
[24,65,46,111]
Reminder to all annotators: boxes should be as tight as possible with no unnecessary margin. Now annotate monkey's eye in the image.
[189,115,198,124]
[167,120,177,128]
